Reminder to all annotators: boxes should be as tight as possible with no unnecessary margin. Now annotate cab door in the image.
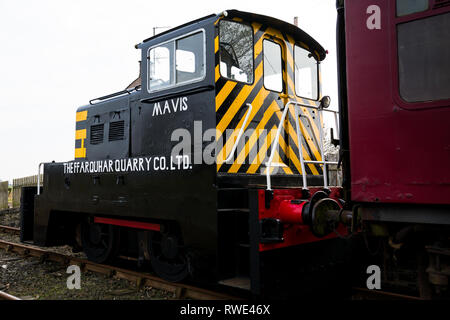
[261,36,291,174]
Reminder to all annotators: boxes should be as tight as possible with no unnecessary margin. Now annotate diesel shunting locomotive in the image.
[21,1,450,299]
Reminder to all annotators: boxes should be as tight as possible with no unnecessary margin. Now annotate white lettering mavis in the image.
[152,97,189,117]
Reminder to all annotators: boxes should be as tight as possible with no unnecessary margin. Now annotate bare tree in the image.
[323,127,342,186]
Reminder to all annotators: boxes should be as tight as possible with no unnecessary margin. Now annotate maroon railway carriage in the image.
[336,0,450,297]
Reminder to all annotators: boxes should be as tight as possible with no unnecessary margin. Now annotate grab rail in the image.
[89,85,141,105]
[265,101,339,190]
[37,162,44,195]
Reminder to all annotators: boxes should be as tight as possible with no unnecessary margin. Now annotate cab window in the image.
[149,43,173,90]
[219,20,254,84]
[294,45,318,100]
[148,30,205,92]
[263,40,283,92]
[176,32,204,83]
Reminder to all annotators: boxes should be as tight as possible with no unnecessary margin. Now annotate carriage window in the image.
[148,31,205,91]
[396,0,428,17]
[219,20,254,84]
[263,40,283,92]
[397,12,450,102]
[294,45,318,100]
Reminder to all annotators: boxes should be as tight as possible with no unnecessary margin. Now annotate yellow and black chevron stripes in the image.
[75,110,87,159]
[247,125,293,175]
[227,100,280,173]
[216,85,320,176]
[220,94,320,176]
[215,20,324,176]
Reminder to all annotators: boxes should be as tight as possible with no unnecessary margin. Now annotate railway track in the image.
[0,225,426,301]
[352,287,424,300]
[0,230,239,300]
[0,290,21,300]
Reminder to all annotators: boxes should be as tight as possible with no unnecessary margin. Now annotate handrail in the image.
[89,85,141,105]
[329,109,340,136]
[265,100,340,190]
[37,162,44,195]
[224,103,253,163]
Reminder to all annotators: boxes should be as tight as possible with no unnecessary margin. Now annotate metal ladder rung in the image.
[304,160,338,165]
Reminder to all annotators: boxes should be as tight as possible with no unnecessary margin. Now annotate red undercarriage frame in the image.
[258,187,348,252]
[93,188,347,253]
[94,216,161,232]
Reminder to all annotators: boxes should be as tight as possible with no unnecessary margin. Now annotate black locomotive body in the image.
[25,10,353,297]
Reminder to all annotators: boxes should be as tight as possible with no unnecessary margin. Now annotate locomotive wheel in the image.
[147,231,189,282]
[81,221,119,264]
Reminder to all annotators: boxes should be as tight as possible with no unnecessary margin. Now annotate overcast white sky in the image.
[0,0,338,183]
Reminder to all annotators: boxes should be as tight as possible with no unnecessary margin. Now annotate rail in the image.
[266,100,339,190]
[0,225,20,234]
[0,290,21,300]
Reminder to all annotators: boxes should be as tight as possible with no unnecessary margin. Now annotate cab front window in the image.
[294,45,318,100]
[219,20,254,84]
[263,39,283,92]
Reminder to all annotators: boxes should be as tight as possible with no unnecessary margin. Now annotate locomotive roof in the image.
[139,9,327,61]
[226,10,327,61]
